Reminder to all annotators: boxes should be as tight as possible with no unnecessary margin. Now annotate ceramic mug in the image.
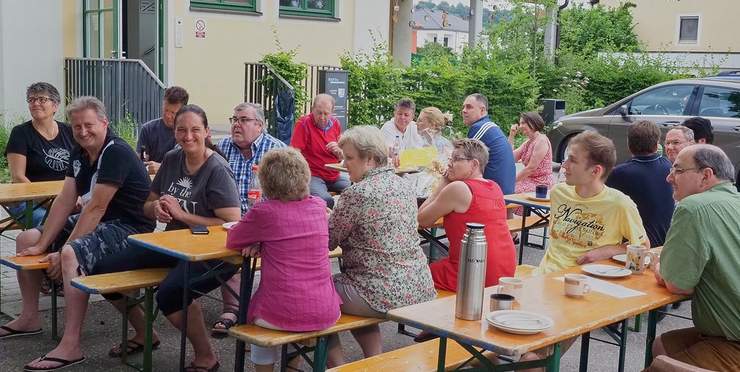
[535,184,549,199]
[624,244,659,274]
[564,274,591,297]
[493,277,524,299]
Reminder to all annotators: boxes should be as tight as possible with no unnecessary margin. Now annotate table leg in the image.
[617,319,628,372]
[437,336,447,372]
[121,296,130,366]
[143,287,154,372]
[644,309,658,369]
[234,257,255,372]
[313,336,329,372]
[546,342,561,372]
[579,332,590,372]
[518,206,529,265]
[179,263,190,371]
[51,280,59,340]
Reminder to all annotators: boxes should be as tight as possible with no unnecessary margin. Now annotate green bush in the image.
[113,113,139,150]
[260,46,308,120]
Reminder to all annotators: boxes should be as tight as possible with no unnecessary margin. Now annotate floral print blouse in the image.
[329,166,437,313]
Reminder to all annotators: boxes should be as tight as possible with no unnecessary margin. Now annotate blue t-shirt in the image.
[467,116,516,195]
[605,153,675,246]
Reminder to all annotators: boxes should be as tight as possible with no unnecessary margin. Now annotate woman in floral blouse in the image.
[326,126,436,366]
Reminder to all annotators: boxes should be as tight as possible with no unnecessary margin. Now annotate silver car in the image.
[547,76,740,175]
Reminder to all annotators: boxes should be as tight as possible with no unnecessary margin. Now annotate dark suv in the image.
[547,74,740,175]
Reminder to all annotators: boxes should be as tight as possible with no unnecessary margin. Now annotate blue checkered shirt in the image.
[218,133,286,215]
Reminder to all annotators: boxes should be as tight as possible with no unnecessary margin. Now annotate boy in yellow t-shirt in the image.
[537,131,648,274]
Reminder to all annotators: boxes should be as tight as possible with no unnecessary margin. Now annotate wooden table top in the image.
[387,260,686,358]
[504,192,551,209]
[0,181,64,203]
[325,163,420,175]
[128,226,238,262]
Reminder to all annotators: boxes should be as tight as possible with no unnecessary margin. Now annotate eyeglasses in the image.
[229,116,259,125]
[449,155,472,163]
[669,166,701,175]
[27,96,52,104]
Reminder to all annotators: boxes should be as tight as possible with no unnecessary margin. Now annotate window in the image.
[443,36,449,47]
[698,86,740,118]
[280,0,335,18]
[191,0,257,13]
[433,35,438,44]
[628,85,695,116]
[679,16,699,43]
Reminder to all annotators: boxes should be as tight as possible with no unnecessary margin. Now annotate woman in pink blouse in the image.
[508,112,553,194]
[226,147,341,372]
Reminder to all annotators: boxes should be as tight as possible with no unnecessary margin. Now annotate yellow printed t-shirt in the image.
[537,183,647,274]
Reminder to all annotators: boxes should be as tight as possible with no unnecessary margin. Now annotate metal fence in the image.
[64,58,165,129]
[244,62,341,138]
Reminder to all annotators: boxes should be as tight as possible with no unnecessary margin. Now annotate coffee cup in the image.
[624,244,658,274]
[535,184,549,199]
[495,277,524,299]
[490,293,515,311]
[564,274,591,297]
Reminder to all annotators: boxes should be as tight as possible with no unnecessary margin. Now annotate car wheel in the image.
[556,134,576,163]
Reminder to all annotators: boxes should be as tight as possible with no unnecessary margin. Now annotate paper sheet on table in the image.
[555,276,646,299]
[399,146,437,168]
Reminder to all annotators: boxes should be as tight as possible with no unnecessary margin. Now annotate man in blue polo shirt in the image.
[606,120,674,247]
[461,93,515,195]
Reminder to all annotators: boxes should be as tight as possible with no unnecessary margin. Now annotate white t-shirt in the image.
[381,119,426,150]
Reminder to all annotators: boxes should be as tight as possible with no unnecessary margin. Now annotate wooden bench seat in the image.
[0,254,50,270]
[229,313,384,347]
[326,338,496,372]
[507,215,548,233]
[71,268,170,294]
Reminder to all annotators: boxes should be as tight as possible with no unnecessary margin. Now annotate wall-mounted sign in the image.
[195,19,207,39]
[318,70,350,130]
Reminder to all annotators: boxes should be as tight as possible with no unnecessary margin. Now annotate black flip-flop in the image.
[0,325,42,340]
[23,355,86,371]
[211,311,237,339]
[108,339,161,358]
[185,361,220,372]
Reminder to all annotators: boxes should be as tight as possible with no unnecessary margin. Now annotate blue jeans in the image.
[6,201,47,228]
[310,175,350,208]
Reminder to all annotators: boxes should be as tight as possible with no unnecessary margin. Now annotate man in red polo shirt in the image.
[291,94,349,208]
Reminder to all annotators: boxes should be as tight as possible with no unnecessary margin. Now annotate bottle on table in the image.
[389,135,401,166]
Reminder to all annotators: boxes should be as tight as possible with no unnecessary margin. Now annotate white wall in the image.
[353,0,390,55]
[0,0,65,122]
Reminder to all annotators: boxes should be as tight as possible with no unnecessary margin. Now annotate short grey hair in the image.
[233,102,266,126]
[668,125,695,143]
[338,125,388,167]
[312,93,335,108]
[467,93,489,112]
[26,82,61,105]
[395,98,416,113]
[690,144,735,182]
[66,96,107,121]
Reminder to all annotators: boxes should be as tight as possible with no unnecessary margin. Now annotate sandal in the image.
[211,311,237,338]
[108,339,161,358]
[23,355,86,371]
[0,325,42,340]
[185,361,220,372]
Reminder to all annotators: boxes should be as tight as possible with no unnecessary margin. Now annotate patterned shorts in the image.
[38,215,141,275]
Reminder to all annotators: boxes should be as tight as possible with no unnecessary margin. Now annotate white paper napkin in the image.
[555,276,646,298]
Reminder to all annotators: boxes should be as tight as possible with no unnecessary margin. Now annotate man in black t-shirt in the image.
[1,97,155,370]
[136,86,189,174]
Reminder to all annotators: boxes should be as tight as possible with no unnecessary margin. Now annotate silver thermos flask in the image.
[455,222,488,320]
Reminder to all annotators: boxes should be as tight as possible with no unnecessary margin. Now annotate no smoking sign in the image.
[195,18,207,39]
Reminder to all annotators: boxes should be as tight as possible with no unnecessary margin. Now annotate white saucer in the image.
[486,310,553,335]
[582,264,631,278]
[222,221,238,230]
[611,254,651,265]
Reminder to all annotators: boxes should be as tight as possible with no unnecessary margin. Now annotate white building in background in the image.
[412,8,469,54]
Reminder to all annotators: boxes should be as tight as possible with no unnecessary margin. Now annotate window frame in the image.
[697,85,740,119]
[677,14,700,44]
[190,0,258,14]
[279,0,336,19]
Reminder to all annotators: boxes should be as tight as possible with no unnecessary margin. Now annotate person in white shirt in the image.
[380,98,425,151]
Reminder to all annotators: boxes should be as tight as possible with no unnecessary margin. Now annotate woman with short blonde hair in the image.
[258,148,310,201]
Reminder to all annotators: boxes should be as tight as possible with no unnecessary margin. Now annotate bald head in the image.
[311,93,335,129]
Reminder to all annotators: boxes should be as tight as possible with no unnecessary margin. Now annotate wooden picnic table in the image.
[325,162,420,175]
[387,259,686,371]
[504,192,552,264]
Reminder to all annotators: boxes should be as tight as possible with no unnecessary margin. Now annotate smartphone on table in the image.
[190,225,209,235]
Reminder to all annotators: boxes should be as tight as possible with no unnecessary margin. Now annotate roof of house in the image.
[412,8,469,33]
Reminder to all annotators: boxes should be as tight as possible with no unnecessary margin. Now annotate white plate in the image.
[611,254,651,265]
[582,264,631,278]
[486,310,554,335]
[222,221,238,230]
